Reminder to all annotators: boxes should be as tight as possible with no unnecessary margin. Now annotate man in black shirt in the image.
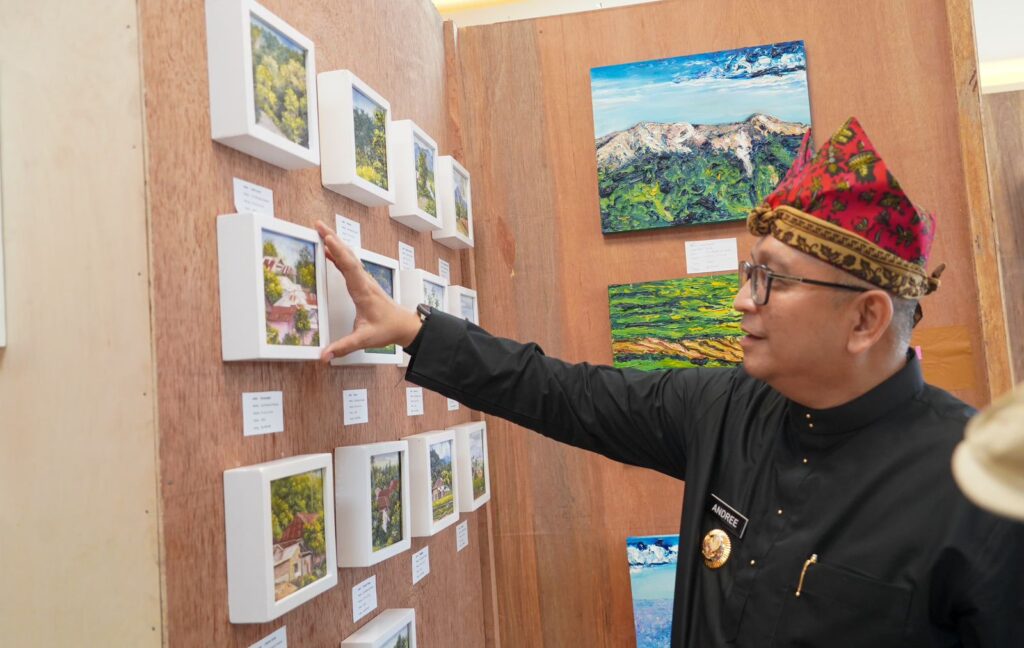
[315,118,1024,646]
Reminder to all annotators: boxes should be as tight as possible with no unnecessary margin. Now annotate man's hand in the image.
[315,220,423,363]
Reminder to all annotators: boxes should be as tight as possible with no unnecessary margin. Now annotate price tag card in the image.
[447,398,460,411]
[438,259,451,282]
[249,627,286,648]
[412,547,430,584]
[242,391,284,437]
[406,387,425,416]
[343,389,369,426]
[233,178,274,216]
[684,238,739,275]
[335,214,362,250]
[398,242,416,270]
[456,521,470,552]
[352,576,378,623]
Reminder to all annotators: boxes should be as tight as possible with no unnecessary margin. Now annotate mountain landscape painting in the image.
[590,41,811,234]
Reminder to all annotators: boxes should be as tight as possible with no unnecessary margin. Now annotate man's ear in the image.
[847,290,894,355]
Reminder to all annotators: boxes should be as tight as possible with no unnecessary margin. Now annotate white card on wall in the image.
[352,576,378,623]
[335,214,362,250]
[684,238,739,275]
[343,389,369,426]
[438,259,451,282]
[249,626,287,648]
[242,391,284,437]
[406,387,424,416]
[232,178,274,216]
[447,398,460,411]
[412,546,430,584]
[398,242,416,270]
[456,521,469,552]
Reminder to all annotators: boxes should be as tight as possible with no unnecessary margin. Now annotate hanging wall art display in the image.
[590,41,811,234]
[327,247,403,366]
[334,441,411,568]
[388,120,441,232]
[318,70,396,206]
[341,608,417,648]
[205,0,319,169]
[404,430,460,537]
[432,156,474,249]
[626,534,679,648]
[446,286,479,325]
[607,273,742,371]
[398,268,448,313]
[217,212,329,361]
[223,454,338,623]
[452,421,491,512]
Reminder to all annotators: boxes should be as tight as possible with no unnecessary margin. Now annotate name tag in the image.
[709,494,748,538]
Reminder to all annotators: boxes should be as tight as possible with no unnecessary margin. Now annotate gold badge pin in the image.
[702,529,732,569]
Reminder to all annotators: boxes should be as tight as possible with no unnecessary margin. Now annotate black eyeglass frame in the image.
[739,260,871,306]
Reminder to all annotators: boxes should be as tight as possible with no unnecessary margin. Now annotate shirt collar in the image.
[787,349,924,436]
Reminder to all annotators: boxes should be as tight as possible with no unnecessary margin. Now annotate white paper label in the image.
[343,389,369,426]
[438,259,451,282]
[249,627,286,648]
[398,242,416,271]
[685,238,739,275]
[335,214,362,250]
[352,576,378,622]
[412,546,430,584]
[406,387,425,416]
[242,391,284,437]
[456,521,470,552]
[447,398,460,411]
[233,177,274,216]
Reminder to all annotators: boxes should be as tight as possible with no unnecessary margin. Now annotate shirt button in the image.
[777,509,783,515]
[805,413,812,420]
[802,458,809,464]
[808,423,815,429]
[750,559,757,566]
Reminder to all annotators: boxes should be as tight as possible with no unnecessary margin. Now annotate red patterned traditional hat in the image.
[748,117,942,299]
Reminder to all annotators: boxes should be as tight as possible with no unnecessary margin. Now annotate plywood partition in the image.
[450,0,1002,644]
[139,0,489,645]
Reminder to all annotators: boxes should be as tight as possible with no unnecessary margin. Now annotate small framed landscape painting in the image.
[223,454,338,623]
[452,421,491,512]
[397,269,448,313]
[341,608,417,648]
[388,120,441,232]
[446,285,479,325]
[432,156,473,249]
[327,246,403,366]
[318,70,395,207]
[404,430,460,537]
[217,213,328,361]
[205,0,319,169]
[334,441,411,568]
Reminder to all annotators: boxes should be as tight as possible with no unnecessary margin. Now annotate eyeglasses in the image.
[738,260,871,306]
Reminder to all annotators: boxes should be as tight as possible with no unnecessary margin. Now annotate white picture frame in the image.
[327,247,403,366]
[446,285,479,325]
[318,70,396,207]
[397,269,448,313]
[404,430,460,537]
[432,156,474,249]
[452,421,491,512]
[223,454,338,624]
[335,441,411,568]
[217,212,329,361]
[205,0,320,170]
[388,120,441,232]
[342,608,417,648]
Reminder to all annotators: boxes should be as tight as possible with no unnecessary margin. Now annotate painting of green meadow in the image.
[353,88,388,189]
[250,14,309,147]
[608,274,743,371]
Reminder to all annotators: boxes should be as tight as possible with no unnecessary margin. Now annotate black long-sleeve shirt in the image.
[405,311,1024,647]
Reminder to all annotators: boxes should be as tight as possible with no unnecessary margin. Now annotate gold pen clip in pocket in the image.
[795,553,818,597]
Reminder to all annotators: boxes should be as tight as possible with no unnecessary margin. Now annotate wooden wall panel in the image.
[140,1,490,645]
[452,0,1000,645]
[982,89,1024,383]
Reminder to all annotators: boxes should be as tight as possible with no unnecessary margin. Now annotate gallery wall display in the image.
[319,70,396,207]
[590,40,811,234]
[335,441,412,568]
[327,247,403,366]
[404,430,460,537]
[217,212,329,361]
[223,454,338,623]
[205,0,320,170]
[341,608,417,648]
[432,156,474,249]
[388,120,442,232]
[451,421,491,512]
[607,273,742,371]
[446,285,479,326]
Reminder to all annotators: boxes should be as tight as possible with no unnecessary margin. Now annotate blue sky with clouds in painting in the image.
[590,41,811,137]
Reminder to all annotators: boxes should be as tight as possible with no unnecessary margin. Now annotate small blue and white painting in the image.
[627,534,679,648]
